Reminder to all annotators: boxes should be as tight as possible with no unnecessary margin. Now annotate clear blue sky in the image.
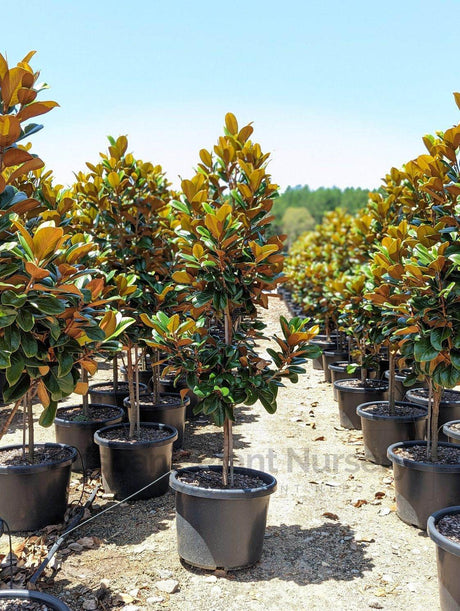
[2,0,459,191]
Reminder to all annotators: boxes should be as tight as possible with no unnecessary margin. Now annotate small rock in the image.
[407,582,417,592]
[68,542,83,552]
[204,575,218,583]
[112,593,134,605]
[156,579,179,594]
[210,585,222,596]
[121,606,140,611]
[147,595,165,605]
[129,588,139,597]
[156,569,173,579]
[101,492,115,499]
[379,507,391,516]
[100,579,110,589]
[82,598,98,610]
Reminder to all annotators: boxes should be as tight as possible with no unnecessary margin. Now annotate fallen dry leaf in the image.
[314,436,325,441]
[322,512,339,521]
[374,491,386,499]
[353,499,368,508]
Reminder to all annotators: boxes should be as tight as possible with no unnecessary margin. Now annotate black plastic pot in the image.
[310,339,336,370]
[322,350,348,383]
[123,393,187,450]
[0,589,71,610]
[443,421,460,446]
[387,440,460,529]
[333,379,389,429]
[383,369,421,401]
[405,388,460,441]
[357,401,428,466]
[0,443,77,532]
[170,465,277,570]
[120,365,153,390]
[159,374,200,419]
[427,505,460,610]
[54,404,124,472]
[94,423,178,500]
[88,381,148,414]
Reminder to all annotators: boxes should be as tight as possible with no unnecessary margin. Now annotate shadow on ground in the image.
[184,521,374,585]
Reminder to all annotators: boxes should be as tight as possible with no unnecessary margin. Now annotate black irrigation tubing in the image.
[0,518,14,589]
[29,469,173,585]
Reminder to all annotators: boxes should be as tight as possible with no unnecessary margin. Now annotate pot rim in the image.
[387,440,460,472]
[55,404,124,427]
[123,392,190,410]
[94,422,178,449]
[170,465,277,499]
[88,381,148,394]
[333,378,389,393]
[0,443,77,474]
[405,387,460,406]
[357,400,428,422]
[443,420,460,439]
[0,589,70,609]
[427,505,460,557]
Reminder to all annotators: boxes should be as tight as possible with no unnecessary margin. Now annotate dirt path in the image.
[0,296,439,610]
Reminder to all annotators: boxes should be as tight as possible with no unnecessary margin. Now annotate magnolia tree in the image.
[72,137,175,437]
[143,114,321,485]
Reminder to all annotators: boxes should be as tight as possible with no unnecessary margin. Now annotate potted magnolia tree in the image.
[384,116,460,530]
[143,114,321,570]
[356,220,429,465]
[73,138,179,499]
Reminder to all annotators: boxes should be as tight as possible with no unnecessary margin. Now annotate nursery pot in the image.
[328,362,376,401]
[322,350,348,383]
[0,589,71,610]
[170,465,277,570]
[405,388,460,441]
[443,421,460,446]
[427,505,460,611]
[0,443,77,532]
[333,379,389,429]
[123,392,187,450]
[54,404,124,472]
[120,364,153,390]
[159,374,200,419]
[89,381,148,414]
[94,423,178,500]
[383,369,420,401]
[357,401,428,466]
[310,339,336,370]
[387,440,460,529]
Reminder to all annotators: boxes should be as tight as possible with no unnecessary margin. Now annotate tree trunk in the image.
[127,346,136,438]
[27,392,34,461]
[388,349,396,416]
[430,385,442,463]
[82,369,89,419]
[113,354,119,392]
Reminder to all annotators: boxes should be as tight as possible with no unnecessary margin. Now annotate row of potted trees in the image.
[0,51,322,607]
[284,94,460,608]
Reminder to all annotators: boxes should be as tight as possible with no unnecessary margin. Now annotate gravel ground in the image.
[0,296,440,610]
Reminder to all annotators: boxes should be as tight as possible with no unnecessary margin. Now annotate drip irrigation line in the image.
[29,469,172,585]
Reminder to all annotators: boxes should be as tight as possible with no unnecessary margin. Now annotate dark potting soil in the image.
[409,388,460,402]
[57,406,121,422]
[394,444,460,465]
[339,379,387,390]
[0,445,74,467]
[360,403,426,417]
[437,513,460,545]
[138,394,183,408]
[0,600,52,611]
[97,425,171,444]
[90,382,131,392]
[178,468,266,490]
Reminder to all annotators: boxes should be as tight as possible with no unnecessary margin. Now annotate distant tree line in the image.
[272,185,373,245]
